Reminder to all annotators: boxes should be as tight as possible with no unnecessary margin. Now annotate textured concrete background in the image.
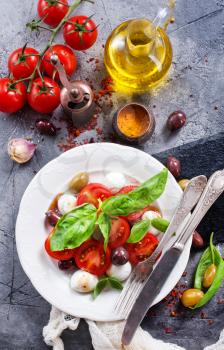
[0,0,224,349]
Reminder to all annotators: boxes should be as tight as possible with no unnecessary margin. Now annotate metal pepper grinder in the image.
[50,54,95,127]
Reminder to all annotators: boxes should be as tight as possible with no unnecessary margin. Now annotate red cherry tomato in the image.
[75,239,111,276]
[126,233,159,265]
[0,78,27,113]
[63,15,98,50]
[28,77,60,114]
[37,0,68,27]
[116,185,137,194]
[77,183,112,208]
[45,231,76,260]
[43,44,77,80]
[8,47,40,80]
[109,217,130,249]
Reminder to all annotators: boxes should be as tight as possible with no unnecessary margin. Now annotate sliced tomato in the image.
[45,231,76,260]
[126,233,159,265]
[116,185,137,194]
[75,240,111,276]
[77,183,112,208]
[126,206,161,223]
[109,217,130,249]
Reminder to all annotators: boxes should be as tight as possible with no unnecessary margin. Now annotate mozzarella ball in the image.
[106,172,126,189]
[107,262,132,282]
[70,270,98,293]
[58,193,77,215]
[142,210,162,236]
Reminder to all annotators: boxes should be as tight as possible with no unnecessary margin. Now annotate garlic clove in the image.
[8,138,37,164]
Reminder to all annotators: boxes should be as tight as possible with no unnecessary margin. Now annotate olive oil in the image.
[104,18,173,92]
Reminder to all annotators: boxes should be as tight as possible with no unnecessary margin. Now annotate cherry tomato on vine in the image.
[77,183,112,208]
[45,230,76,260]
[27,77,60,114]
[37,0,69,28]
[43,44,77,80]
[8,47,40,80]
[75,239,111,276]
[63,15,98,50]
[126,233,159,265]
[109,217,130,249]
[0,78,27,113]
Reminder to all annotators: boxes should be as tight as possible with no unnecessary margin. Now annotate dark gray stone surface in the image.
[0,0,224,349]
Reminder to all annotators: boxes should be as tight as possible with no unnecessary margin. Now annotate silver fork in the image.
[119,169,224,319]
[114,175,207,316]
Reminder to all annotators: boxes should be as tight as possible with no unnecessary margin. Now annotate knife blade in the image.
[122,245,183,346]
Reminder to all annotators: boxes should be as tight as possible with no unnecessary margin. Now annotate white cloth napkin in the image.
[43,306,223,350]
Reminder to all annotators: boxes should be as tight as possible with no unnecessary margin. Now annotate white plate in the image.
[16,143,191,321]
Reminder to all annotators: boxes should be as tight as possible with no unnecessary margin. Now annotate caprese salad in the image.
[44,169,169,298]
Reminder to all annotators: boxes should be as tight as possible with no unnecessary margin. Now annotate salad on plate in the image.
[44,168,170,298]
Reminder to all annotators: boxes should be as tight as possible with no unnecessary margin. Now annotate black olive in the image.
[58,259,75,271]
[35,119,57,136]
[167,111,186,131]
[111,247,129,265]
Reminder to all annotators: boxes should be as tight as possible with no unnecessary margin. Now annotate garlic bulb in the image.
[8,138,37,164]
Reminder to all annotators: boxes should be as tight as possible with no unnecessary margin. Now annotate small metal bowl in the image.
[112,103,155,144]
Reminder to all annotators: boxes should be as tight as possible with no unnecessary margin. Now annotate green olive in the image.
[181,288,204,308]
[178,179,190,191]
[203,264,217,288]
[68,172,89,192]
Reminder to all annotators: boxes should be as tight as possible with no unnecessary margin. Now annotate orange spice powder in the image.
[117,104,150,138]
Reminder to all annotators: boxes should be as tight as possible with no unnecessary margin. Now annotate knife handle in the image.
[122,246,182,346]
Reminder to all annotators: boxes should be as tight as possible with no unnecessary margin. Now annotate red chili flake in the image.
[165,327,173,334]
[170,310,177,317]
[200,311,207,319]
[171,290,177,298]
[95,59,99,64]
[182,271,187,277]
[217,297,224,304]
[208,320,214,326]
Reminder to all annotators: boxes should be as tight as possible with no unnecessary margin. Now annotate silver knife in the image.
[122,169,224,346]
[122,245,182,345]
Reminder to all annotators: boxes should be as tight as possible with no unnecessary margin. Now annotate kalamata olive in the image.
[68,172,89,193]
[35,119,57,136]
[167,156,181,178]
[45,209,61,226]
[181,288,204,308]
[203,263,217,288]
[167,111,186,131]
[178,179,190,191]
[192,231,204,249]
[58,259,75,271]
[111,247,129,265]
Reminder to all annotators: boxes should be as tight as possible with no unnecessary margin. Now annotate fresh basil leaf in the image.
[101,169,168,216]
[127,220,151,243]
[151,218,169,233]
[108,277,123,290]
[50,204,97,251]
[193,233,224,308]
[97,213,111,250]
[92,277,108,300]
